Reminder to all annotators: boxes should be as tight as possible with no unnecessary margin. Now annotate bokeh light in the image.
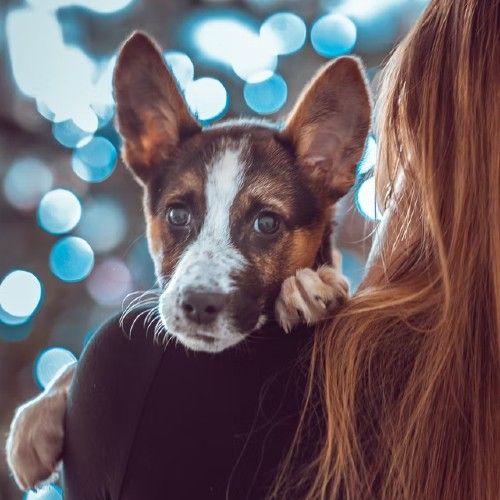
[0,270,42,320]
[50,236,95,282]
[164,51,194,90]
[34,347,76,390]
[358,135,377,175]
[77,196,127,253]
[192,15,277,82]
[3,158,54,211]
[52,120,93,149]
[355,176,382,221]
[185,77,228,121]
[0,316,34,342]
[6,9,99,124]
[24,484,63,500]
[260,12,306,55]
[337,0,406,53]
[244,74,287,115]
[26,0,136,14]
[311,14,357,57]
[37,189,82,235]
[71,136,118,183]
[341,250,365,292]
[86,258,133,306]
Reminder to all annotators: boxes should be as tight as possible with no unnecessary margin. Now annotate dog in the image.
[6,32,371,490]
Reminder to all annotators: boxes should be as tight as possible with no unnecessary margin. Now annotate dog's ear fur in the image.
[281,57,371,201]
[113,32,201,184]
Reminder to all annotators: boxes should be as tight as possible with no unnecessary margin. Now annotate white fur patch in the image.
[159,144,250,352]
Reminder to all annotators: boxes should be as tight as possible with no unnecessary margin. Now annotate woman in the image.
[273,0,499,498]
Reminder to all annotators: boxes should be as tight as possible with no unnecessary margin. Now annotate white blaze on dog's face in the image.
[159,146,248,351]
[113,32,371,352]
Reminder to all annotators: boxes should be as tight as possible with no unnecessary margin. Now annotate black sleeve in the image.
[62,308,313,500]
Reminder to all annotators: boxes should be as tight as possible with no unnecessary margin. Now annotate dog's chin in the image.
[170,330,247,353]
[160,312,264,353]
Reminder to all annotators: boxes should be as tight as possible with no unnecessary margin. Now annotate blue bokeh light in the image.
[164,51,194,90]
[244,74,287,115]
[34,347,77,390]
[0,314,34,341]
[38,189,82,235]
[24,484,63,500]
[52,120,93,149]
[50,236,95,282]
[77,196,127,253]
[260,12,307,55]
[311,14,357,57]
[3,158,54,211]
[355,176,382,221]
[71,136,118,183]
[341,250,365,293]
[185,77,228,122]
[0,270,42,320]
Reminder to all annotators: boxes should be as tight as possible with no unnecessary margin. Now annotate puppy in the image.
[6,32,371,490]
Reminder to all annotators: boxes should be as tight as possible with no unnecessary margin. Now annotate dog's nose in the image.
[181,291,225,325]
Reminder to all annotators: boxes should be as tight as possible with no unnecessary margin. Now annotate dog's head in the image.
[113,32,371,352]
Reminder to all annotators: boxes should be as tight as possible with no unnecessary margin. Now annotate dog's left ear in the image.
[281,57,371,201]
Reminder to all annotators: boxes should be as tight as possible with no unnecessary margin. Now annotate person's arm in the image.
[6,362,76,490]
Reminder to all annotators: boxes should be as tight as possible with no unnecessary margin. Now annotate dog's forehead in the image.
[183,121,296,182]
[147,120,305,215]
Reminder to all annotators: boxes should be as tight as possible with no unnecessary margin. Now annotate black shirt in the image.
[62,308,313,499]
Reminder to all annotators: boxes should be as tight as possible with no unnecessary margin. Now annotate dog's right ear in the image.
[281,57,371,201]
[113,32,201,184]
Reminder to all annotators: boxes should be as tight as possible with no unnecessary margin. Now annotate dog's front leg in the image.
[6,361,76,490]
[275,250,349,333]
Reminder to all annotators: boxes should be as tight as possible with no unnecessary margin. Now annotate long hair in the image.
[273,1,500,498]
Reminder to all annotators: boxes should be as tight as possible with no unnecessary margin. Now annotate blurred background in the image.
[0,0,428,497]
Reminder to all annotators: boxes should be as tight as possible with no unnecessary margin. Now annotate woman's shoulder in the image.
[63,306,313,499]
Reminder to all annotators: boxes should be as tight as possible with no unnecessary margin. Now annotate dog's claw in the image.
[275,265,349,333]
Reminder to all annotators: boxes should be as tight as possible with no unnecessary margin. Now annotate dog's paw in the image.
[275,265,349,333]
[6,390,66,491]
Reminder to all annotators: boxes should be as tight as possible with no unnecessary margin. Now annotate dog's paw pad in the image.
[275,265,349,332]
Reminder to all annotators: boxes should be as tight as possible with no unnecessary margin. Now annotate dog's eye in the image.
[167,205,191,227]
[254,212,281,235]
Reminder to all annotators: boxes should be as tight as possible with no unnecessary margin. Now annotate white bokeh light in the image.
[38,189,82,235]
[164,51,195,90]
[358,136,377,175]
[260,12,307,55]
[0,270,42,319]
[34,347,77,389]
[356,176,382,221]
[193,17,277,82]
[6,8,111,128]
[184,77,228,121]
[26,0,135,14]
